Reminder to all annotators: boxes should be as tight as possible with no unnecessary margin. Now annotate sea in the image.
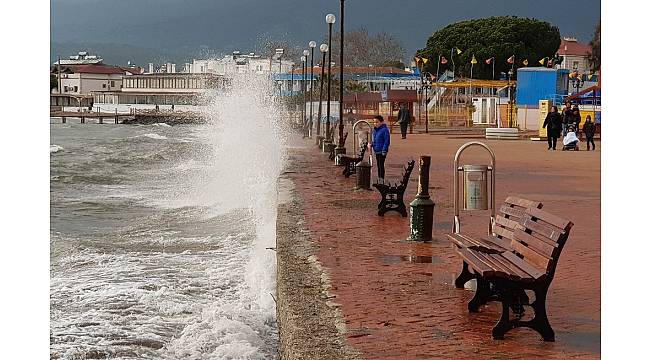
[50,79,287,359]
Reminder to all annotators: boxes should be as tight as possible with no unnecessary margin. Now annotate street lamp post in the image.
[336,0,346,157]
[309,41,317,140]
[303,49,310,137]
[301,55,307,137]
[422,73,432,133]
[325,13,336,141]
[317,43,329,144]
[275,48,284,97]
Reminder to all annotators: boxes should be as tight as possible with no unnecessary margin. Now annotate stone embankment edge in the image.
[275,168,362,360]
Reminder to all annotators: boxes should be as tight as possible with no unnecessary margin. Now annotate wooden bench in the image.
[448,196,543,288]
[454,207,574,341]
[372,160,415,217]
[329,132,348,161]
[339,140,368,178]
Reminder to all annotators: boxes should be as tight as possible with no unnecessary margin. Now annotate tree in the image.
[329,28,406,67]
[587,20,601,72]
[417,16,561,80]
[50,74,58,91]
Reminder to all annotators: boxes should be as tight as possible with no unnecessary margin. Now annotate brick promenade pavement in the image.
[285,132,600,359]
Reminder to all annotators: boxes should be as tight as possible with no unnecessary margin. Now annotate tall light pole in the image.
[275,48,284,97]
[303,49,311,137]
[335,0,346,157]
[301,55,307,137]
[309,41,317,139]
[317,43,328,142]
[326,13,336,141]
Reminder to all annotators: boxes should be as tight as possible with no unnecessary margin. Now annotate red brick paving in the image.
[286,131,600,359]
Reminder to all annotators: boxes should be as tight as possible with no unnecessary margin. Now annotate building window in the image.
[103,83,107,88]
[73,86,78,92]
[572,61,579,70]
[111,80,115,87]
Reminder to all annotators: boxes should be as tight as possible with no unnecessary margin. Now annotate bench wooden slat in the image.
[495,214,521,232]
[504,196,543,210]
[513,228,558,258]
[521,216,564,242]
[511,239,553,272]
[457,247,495,276]
[487,253,533,282]
[527,207,573,230]
[499,205,525,219]
[500,251,546,280]
[474,251,520,280]
[449,234,509,253]
[479,235,513,252]
[493,225,514,241]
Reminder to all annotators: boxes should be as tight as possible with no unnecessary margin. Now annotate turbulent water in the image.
[50,80,287,359]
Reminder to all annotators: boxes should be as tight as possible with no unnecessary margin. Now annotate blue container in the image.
[516,67,570,106]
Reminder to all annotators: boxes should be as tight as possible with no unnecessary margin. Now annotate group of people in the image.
[543,102,597,151]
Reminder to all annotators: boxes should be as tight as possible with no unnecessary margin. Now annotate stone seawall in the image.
[275,164,361,360]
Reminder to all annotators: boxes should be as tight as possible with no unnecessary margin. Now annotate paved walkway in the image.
[286,132,600,359]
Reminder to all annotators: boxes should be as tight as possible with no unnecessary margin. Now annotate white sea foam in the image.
[51,144,64,153]
[152,123,172,127]
[139,133,168,140]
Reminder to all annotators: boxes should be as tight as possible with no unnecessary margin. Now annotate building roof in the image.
[121,66,144,75]
[52,64,127,75]
[557,38,591,56]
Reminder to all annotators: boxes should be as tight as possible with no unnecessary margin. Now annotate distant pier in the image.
[50,108,207,125]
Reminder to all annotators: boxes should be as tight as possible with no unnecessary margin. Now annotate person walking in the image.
[561,102,572,137]
[371,115,390,183]
[572,105,582,138]
[583,115,596,150]
[542,105,563,150]
[397,103,411,139]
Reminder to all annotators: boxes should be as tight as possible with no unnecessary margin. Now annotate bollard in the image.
[316,135,325,148]
[81,116,85,124]
[115,115,119,124]
[99,117,103,124]
[409,156,435,241]
[62,117,66,124]
[355,160,372,190]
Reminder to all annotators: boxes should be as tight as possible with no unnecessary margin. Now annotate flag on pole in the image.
[422,58,429,64]
[456,48,462,55]
[440,56,448,64]
[471,55,477,64]
[588,73,594,80]
[485,57,493,65]
[539,57,547,66]
[507,55,515,64]
[414,56,421,64]
[522,59,529,66]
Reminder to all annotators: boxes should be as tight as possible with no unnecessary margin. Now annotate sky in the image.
[50,0,601,66]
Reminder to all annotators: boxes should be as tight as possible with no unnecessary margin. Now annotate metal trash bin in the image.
[355,161,372,190]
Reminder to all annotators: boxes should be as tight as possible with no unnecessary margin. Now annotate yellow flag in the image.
[523,59,529,66]
[414,56,421,64]
[588,74,594,80]
[422,58,429,64]
[539,58,546,65]
[470,55,477,64]
[456,48,462,55]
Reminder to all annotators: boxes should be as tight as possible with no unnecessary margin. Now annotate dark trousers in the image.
[547,136,558,150]
[375,153,386,179]
[399,122,408,138]
[586,137,595,150]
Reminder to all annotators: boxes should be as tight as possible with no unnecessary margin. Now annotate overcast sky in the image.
[51,0,600,63]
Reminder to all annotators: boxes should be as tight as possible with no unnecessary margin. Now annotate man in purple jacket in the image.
[371,115,390,183]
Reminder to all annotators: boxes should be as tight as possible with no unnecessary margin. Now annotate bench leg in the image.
[529,287,555,341]
[492,290,514,340]
[454,261,474,288]
[468,275,491,313]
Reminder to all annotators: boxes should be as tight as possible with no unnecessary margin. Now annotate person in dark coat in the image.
[571,105,582,137]
[561,102,572,137]
[583,115,596,150]
[371,115,390,183]
[397,103,410,139]
[542,105,563,150]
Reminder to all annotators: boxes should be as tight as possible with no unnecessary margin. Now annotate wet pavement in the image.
[286,131,600,359]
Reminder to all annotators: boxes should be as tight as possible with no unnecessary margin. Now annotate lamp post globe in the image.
[309,41,317,48]
[326,13,336,24]
[320,44,329,53]
[303,49,309,57]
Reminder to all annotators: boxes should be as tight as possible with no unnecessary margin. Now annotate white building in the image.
[53,65,139,95]
[557,37,593,74]
[191,51,295,76]
[53,51,104,66]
